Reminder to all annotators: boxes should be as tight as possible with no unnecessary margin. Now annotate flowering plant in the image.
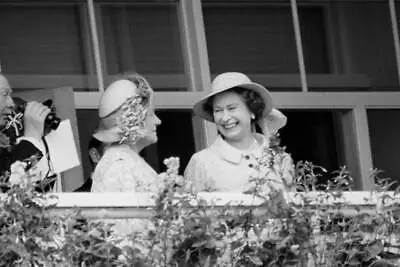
[0,160,139,266]
[0,139,400,266]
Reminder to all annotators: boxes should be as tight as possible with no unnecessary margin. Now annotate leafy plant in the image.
[0,144,400,266]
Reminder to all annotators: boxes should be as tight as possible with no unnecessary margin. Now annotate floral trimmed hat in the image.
[93,74,153,144]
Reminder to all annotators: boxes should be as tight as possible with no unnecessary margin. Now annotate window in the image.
[298,6,329,74]
[76,109,195,180]
[101,2,187,91]
[0,3,97,92]
[0,5,87,75]
[5,1,399,192]
[203,3,300,77]
[76,109,98,181]
[203,2,329,92]
[143,110,195,174]
[368,109,400,188]
[301,0,398,91]
[281,110,348,186]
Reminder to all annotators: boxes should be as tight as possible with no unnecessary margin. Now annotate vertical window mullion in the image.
[178,0,211,93]
[179,0,217,149]
[353,106,374,190]
[79,4,98,90]
[290,0,308,92]
[87,0,104,92]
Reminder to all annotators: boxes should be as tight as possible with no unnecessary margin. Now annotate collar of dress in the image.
[209,133,267,165]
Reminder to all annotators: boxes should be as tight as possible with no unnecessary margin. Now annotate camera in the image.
[14,98,61,134]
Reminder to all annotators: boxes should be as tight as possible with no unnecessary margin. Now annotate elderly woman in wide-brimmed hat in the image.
[184,72,294,193]
[91,73,161,193]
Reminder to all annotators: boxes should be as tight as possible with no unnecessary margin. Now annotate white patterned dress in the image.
[91,144,158,193]
[91,144,158,239]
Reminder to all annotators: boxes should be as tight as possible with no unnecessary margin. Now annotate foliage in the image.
[0,143,400,266]
[0,161,148,266]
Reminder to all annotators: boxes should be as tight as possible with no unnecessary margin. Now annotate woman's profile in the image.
[91,73,161,193]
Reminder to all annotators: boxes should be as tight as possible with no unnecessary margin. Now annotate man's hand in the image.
[23,102,51,141]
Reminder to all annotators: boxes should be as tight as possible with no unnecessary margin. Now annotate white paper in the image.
[44,119,81,173]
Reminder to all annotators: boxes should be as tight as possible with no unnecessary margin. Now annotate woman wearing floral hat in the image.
[184,72,294,194]
[91,73,161,193]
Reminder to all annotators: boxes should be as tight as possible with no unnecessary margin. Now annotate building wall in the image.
[0,0,400,190]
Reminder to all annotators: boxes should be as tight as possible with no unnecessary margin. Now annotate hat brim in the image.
[92,127,121,143]
[193,82,273,122]
[259,108,287,134]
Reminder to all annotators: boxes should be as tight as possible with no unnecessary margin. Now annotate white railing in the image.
[49,191,400,218]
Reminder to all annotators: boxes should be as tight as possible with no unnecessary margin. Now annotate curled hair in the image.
[203,87,266,121]
[115,72,152,108]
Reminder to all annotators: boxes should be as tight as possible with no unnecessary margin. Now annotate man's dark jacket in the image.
[0,140,42,176]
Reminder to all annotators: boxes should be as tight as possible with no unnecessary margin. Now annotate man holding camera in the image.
[0,74,51,177]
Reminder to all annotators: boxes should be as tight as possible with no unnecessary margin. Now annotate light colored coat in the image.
[91,144,158,193]
[90,144,157,237]
[184,134,294,193]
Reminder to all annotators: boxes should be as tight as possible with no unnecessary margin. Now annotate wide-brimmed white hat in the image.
[93,79,147,143]
[193,72,287,133]
[194,72,273,121]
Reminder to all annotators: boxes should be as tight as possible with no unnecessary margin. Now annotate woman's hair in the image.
[203,87,266,121]
[114,72,152,109]
[88,136,104,169]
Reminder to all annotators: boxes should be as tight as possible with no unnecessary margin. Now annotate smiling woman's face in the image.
[212,90,253,143]
[0,75,14,127]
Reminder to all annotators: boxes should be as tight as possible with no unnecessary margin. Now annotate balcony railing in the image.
[49,191,400,218]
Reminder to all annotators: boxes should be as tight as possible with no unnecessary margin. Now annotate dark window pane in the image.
[302,0,398,91]
[203,3,300,75]
[142,110,195,175]
[280,110,342,186]
[368,109,400,188]
[101,3,185,76]
[0,5,87,74]
[76,109,99,182]
[298,6,330,74]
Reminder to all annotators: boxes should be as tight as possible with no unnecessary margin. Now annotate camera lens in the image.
[45,113,61,130]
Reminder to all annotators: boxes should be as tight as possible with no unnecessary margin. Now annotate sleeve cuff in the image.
[17,137,45,154]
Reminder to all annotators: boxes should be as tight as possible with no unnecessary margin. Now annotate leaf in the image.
[192,239,208,248]
[247,255,263,266]
[366,241,384,258]
[347,257,361,266]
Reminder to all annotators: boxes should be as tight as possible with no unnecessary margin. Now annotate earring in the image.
[251,114,255,120]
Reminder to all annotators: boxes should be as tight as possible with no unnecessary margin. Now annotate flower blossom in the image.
[9,161,28,187]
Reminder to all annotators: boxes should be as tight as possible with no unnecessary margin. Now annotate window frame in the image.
[3,0,400,191]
